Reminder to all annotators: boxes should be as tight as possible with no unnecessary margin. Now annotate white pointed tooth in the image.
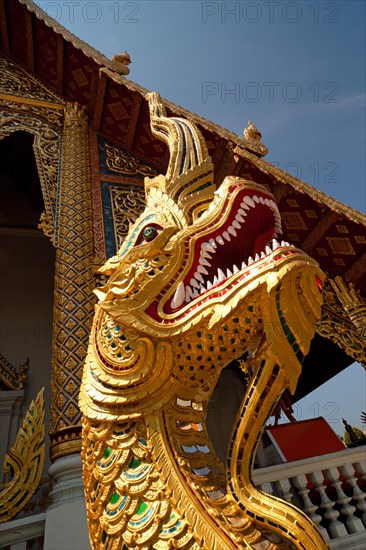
[228,226,237,237]
[253,195,260,203]
[209,238,217,249]
[171,281,185,309]
[260,251,266,259]
[241,261,247,269]
[197,265,209,275]
[226,268,233,278]
[259,197,265,204]
[232,220,241,230]
[202,242,215,254]
[248,256,254,265]
[281,241,286,246]
[236,213,245,223]
[254,253,260,262]
[192,288,199,299]
[238,208,247,217]
[216,235,225,245]
[222,231,231,242]
[217,268,226,282]
[199,257,211,267]
[275,225,283,235]
[264,198,271,206]
[195,271,204,284]
[185,286,193,303]
[265,245,272,255]
[213,275,218,285]
[199,285,205,294]
[243,196,255,208]
[233,264,240,274]
[190,278,200,289]
[272,238,280,249]
[206,281,213,290]
[241,201,250,211]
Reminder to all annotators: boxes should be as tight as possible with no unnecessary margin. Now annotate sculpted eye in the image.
[143,226,158,242]
[135,223,163,246]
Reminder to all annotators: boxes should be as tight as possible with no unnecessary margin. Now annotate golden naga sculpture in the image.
[80,93,328,549]
[0,388,45,522]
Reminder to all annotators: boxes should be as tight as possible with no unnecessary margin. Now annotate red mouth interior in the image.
[163,189,282,315]
[193,197,274,282]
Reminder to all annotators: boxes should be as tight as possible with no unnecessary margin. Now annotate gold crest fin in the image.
[145,92,215,221]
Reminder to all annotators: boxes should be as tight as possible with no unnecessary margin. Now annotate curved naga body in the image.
[80,93,328,549]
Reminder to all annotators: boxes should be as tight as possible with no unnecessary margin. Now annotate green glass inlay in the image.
[196,331,202,337]
[129,457,141,469]
[110,493,120,504]
[287,333,295,345]
[248,305,254,312]
[102,531,107,544]
[233,317,239,323]
[245,317,251,324]
[137,501,148,515]
[103,447,112,459]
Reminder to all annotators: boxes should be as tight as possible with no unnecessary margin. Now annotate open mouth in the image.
[166,189,295,312]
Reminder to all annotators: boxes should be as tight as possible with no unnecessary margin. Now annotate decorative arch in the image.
[0,56,64,245]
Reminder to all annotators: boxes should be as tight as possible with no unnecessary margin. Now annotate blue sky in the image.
[33,0,365,431]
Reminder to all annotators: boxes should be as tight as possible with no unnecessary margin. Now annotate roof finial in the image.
[243,120,268,157]
[111,52,131,75]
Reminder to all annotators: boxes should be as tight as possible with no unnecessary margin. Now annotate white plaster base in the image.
[43,454,90,550]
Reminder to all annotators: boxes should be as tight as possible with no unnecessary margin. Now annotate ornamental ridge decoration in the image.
[316,276,366,367]
[80,92,328,549]
[0,353,28,390]
[0,388,45,522]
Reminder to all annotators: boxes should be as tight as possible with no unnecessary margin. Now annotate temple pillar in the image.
[44,102,94,550]
[49,101,95,462]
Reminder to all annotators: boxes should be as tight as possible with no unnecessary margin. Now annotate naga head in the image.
[81,93,324,418]
[97,92,323,340]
